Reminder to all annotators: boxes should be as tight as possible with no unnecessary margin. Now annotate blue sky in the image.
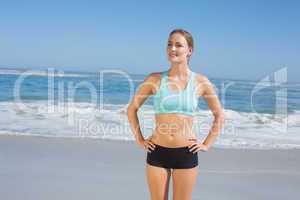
[0,0,299,81]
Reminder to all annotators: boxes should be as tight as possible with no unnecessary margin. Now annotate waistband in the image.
[153,143,189,150]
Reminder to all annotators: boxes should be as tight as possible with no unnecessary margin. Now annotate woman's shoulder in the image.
[192,71,216,96]
[192,71,211,84]
[144,71,165,83]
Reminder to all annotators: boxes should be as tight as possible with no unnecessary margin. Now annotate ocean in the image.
[0,68,299,149]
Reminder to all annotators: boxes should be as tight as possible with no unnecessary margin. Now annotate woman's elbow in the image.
[127,104,138,116]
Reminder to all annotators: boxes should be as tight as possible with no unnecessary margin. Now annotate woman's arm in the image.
[127,73,160,146]
[201,77,225,150]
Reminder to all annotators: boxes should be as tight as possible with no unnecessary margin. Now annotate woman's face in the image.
[167,33,192,64]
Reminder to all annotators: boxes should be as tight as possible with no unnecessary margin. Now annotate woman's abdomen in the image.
[150,114,197,147]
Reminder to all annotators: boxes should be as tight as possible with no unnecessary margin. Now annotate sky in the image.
[0,0,299,82]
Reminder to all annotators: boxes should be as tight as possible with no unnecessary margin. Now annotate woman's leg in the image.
[172,166,198,200]
[146,164,171,200]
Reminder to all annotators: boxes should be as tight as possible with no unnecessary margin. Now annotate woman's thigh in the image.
[172,166,199,200]
[146,164,171,200]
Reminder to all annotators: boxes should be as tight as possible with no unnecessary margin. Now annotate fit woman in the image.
[127,29,224,200]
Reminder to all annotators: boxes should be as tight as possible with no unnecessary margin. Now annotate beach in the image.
[1,135,299,200]
[1,0,299,199]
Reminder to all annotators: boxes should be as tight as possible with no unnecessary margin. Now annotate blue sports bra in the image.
[153,70,199,116]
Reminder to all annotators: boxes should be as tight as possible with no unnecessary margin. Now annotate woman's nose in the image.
[171,45,176,51]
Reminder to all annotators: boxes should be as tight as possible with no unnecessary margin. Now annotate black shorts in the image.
[146,143,198,169]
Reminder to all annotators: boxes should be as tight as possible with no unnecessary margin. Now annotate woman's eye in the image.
[167,44,182,48]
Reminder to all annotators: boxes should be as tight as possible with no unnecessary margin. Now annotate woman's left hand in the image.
[188,142,208,154]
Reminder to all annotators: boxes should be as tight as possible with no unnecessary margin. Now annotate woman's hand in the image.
[188,140,208,154]
[137,137,156,153]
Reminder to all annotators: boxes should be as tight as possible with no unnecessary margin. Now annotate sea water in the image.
[0,68,299,149]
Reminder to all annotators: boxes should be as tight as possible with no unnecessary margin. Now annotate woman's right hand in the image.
[137,138,156,153]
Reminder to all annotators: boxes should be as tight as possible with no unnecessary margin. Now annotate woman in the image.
[127,29,224,200]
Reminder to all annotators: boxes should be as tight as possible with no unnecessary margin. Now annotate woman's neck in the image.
[169,63,190,80]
